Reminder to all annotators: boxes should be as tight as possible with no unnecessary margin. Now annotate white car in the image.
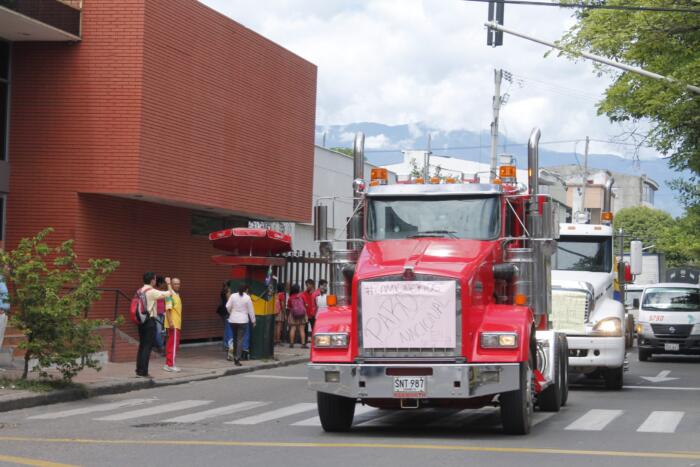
[636,283,700,361]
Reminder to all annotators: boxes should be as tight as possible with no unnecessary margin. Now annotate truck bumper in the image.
[638,336,700,355]
[307,362,521,399]
[566,336,625,369]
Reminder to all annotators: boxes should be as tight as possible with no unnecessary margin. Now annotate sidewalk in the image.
[0,343,310,412]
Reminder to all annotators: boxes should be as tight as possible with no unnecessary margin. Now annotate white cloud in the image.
[199,0,656,157]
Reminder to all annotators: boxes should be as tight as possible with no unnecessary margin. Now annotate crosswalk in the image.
[21,398,698,435]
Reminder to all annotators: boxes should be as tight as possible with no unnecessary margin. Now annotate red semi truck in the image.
[308,128,568,435]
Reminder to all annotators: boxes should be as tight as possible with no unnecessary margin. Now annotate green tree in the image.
[556,1,700,206]
[0,228,119,381]
[613,206,699,266]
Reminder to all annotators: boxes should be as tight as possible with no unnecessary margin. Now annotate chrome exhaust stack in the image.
[603,177,614,212]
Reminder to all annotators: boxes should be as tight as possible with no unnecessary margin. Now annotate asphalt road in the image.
[0,349,698,467]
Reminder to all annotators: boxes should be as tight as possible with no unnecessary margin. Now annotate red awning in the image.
[209,228,292,255]
[210,255,287,267]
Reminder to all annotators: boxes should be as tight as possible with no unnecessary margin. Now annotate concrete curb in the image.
[0,356,309,413]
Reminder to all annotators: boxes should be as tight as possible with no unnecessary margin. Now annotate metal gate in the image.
[277,251,329,289]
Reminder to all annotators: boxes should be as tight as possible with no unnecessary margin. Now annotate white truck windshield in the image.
[366,195,500,241]
[642,287,700,311]
[554,235,613,273]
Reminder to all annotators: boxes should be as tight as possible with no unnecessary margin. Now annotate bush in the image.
[0,228,119,381]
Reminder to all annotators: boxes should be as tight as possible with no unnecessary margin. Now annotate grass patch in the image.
[0,377,86,393]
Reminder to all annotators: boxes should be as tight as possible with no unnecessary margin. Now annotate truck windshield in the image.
[554,235,612,273]
[366,195,500,241]
[642,287,700,311]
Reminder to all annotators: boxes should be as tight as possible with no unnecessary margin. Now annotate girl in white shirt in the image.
[226,284,256,365]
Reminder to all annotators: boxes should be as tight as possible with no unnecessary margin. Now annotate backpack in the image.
[289,295,306,319]
[129,287,151,325]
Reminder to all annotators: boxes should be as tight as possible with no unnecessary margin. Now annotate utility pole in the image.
[580,136,589,222]
[490,69,503,182]
[423,133,432,180]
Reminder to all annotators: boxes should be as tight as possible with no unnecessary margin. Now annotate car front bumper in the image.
[307,362,521,399]
[638,336,700,355]
[566,336,626,369]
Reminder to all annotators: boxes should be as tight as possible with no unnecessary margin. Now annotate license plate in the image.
[664,343,680,351]
[393,376,426,397]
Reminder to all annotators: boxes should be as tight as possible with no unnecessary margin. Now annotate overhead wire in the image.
[460,0,700,14]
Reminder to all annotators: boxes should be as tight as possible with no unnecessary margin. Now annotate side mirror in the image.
[632,298,640,309]
[630,240,643,275]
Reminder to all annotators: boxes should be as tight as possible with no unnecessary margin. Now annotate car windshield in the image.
[554,235,613,273]
[366,195,500,241]
[624,290,642,308]
[641,287,700,311]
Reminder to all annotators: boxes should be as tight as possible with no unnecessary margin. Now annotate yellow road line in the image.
[0,454,78,467]
[0,436,698,460]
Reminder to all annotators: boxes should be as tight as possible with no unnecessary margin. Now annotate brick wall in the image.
[6,0,317,355]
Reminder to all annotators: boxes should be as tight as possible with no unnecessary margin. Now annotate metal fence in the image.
[278,251,329,289]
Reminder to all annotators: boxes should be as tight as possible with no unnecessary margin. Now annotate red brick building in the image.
[0,1,317,359]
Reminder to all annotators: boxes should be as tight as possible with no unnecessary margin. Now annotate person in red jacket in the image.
[287,284,307,348]
[302,279,317,343]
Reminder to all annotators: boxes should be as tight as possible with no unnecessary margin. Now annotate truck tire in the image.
[625,314,635,349]
[603,366,624,390]
[500,356,534,435]
[559,335,569,407]
[317,392,356,432]
[538,340,561,412]
[638,348,652,362]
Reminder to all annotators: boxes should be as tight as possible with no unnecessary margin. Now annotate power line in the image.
[364,138,648,153]
[462,0,700,14]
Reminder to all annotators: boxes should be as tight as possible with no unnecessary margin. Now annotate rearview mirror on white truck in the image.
[630,240,643,276]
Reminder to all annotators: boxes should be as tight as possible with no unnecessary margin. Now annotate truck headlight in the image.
[480,332,518,348]
[314,333,349,348]
[593,318,622,336]
[637,322,653,337]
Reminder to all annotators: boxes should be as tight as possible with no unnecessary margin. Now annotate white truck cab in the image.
[636,283,700,361]
[552,222,627,389]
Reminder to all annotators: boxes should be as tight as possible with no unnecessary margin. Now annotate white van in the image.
[636,283,700,361]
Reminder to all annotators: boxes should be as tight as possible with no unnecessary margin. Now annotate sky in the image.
[198,0,655,159]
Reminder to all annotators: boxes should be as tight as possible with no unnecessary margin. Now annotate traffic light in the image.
[487,0,505,46]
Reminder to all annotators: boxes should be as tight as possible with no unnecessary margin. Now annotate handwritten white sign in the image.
[361,281,456,349]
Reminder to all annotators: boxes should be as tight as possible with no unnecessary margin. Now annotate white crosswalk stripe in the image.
[27,399,155,420]
[565,409,623,431]
[226,403,317,425]
[94,400,212,421]
[637,411,685,433]
[162,401,268,423]
[291,404,376,426]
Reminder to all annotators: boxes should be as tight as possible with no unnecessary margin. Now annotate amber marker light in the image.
[514,294,528,306]
[326,294,337,306]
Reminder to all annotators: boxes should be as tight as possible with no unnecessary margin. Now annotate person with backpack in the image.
[163,277,183,372]
[226,284,256,366]
[217,282,232,351]
[287,283,308,349]
[134,272,174,377]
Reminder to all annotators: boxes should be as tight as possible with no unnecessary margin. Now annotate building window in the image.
[643,184,654,205]
[0,40,9,162]
[191,213,248,236]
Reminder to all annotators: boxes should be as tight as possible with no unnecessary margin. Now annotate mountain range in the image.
[315,122,688,217]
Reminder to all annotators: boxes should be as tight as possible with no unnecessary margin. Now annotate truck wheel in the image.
[603,366,624,390]
[625,314,635,349]
[638,348,652,362]
[559,335,569,407]
[317,392,356,432]
[538,340,561,412]
[501,356,534,435]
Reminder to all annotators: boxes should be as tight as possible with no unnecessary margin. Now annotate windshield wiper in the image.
[407,230,458,239]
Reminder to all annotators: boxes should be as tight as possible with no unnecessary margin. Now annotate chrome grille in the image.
[357,274,462,359]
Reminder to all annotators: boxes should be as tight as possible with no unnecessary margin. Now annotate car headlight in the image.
[692,324,700,336]
[636,322,653,337]
[314,333,349,348]
[593,317,622,336]
[480,332,518,348]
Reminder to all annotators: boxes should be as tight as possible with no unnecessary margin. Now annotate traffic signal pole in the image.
[484,21,700,95]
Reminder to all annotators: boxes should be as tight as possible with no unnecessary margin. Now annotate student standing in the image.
[0,275,9,350]
[226,284,256,366]
[274,283,287,344]
[315,279,328,309]
[302,279,317,342]
[164,278,183,372]
[218,282,232,351]
[287,284,308,348]
[136,272,173,377]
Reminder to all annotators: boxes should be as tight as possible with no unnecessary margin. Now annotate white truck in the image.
[550,177,641,389]
[552,222,628,389]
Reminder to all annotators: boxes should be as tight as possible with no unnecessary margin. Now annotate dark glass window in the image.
[191,213,248,236]
[554,235,613,273]
[0,41,8,81]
